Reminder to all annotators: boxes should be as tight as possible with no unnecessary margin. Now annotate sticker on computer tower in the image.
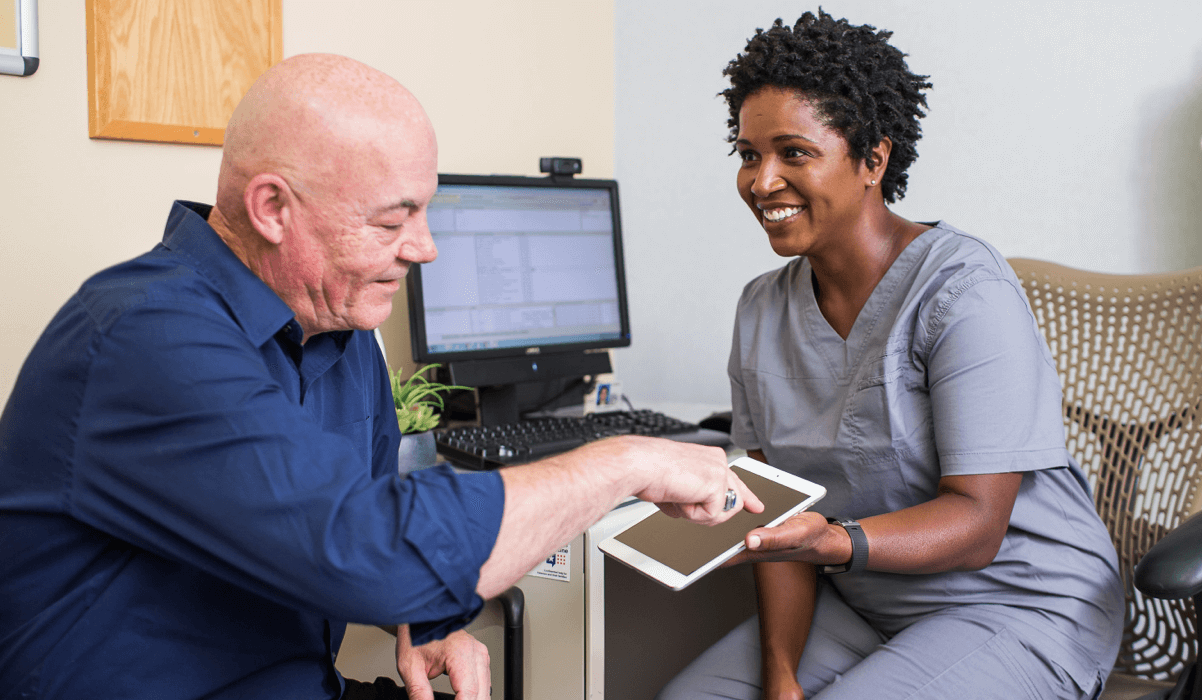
[528,544,571,582]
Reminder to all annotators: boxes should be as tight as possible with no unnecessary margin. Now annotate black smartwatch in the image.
[820,517,868,574]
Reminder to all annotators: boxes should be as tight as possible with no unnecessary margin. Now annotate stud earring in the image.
[870,180,876,186]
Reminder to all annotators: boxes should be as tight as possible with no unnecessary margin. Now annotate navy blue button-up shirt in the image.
[0,201,505,699]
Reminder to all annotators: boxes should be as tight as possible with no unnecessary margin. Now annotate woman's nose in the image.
[750,158,786,198]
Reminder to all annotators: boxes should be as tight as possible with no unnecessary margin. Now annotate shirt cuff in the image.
[938,445,1071,475]
[408,607,484,646]
[401,466,505,643]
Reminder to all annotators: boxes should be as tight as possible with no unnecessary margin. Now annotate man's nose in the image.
[401,214,438,264]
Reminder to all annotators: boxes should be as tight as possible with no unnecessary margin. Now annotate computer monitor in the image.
[407,173,631,426]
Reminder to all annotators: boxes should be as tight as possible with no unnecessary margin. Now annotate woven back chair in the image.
[1009,258,1202,685]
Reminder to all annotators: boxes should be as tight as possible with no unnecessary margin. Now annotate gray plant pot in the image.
[397,431,437,475]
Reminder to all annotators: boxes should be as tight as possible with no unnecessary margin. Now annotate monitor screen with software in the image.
[406,173,631,424]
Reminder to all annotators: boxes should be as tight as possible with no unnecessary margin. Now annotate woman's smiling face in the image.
[735,88,874,259]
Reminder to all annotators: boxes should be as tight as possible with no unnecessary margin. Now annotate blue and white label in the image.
[528,544,571,582]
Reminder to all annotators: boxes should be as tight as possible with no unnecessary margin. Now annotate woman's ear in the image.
[866,137,893,188]
[243,173,293,245]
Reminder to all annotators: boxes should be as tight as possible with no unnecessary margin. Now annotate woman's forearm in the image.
[756,560,816,699]
[737,454,1024,574]
[858,472,1023,573]
[748,449,813,699]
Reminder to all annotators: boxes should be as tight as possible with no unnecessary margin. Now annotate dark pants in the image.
[342,677,457,700]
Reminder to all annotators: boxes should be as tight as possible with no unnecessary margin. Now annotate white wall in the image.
[613,0,1202,410]
[0,1,614,405]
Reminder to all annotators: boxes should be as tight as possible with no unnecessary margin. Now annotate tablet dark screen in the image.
[611,466,817,576]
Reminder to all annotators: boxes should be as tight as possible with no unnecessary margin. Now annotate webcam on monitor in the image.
[539,157,582,178]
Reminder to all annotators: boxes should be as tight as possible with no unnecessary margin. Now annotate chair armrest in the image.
[1135,510,1202,600]
[495,586,524,700]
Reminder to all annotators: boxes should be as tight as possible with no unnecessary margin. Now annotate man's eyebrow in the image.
[368,199,418,216]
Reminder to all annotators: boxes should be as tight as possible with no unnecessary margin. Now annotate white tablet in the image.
[598,456,826,590]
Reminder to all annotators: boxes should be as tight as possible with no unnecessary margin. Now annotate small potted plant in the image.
[391,363,467,473]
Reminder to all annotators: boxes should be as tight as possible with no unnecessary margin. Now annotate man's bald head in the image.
[209,54,439,342]
[217,53,433,222]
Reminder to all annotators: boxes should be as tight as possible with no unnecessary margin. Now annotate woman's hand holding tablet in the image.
[598,456,827,590]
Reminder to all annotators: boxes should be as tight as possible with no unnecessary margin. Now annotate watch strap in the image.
[820,516,868,574]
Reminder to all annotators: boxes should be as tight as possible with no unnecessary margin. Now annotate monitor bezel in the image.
[407,173,633,366]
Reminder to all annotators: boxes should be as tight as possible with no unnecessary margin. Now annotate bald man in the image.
[0,54,759,700]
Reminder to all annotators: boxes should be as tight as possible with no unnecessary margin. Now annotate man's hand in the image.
[613,437,765,525]
[395,625,490,700]
[477,436,765,599]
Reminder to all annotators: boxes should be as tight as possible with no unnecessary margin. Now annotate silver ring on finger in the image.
[723,488,737,512]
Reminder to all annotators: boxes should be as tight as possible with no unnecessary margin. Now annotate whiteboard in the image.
[0,0,37,76]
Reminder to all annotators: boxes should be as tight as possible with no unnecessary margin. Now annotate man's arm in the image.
[390,436,764,695]
[476,435,762,599]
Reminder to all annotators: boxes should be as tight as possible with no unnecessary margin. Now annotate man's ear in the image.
[243,173,293,245]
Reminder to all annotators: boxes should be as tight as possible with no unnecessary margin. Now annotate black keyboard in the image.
[436,410,701,470]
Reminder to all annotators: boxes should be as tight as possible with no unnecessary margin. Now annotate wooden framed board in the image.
[86,0,282,145]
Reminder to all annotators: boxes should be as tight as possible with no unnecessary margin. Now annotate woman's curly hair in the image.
[721,9,932,203]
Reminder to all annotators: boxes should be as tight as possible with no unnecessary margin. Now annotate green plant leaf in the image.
[390,363,469,433]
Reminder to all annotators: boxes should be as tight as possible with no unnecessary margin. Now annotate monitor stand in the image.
[476,375,592,427]
[477,384,521,427]
[449,351,613,427]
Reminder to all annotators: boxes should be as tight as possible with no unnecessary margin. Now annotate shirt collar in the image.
[160,200,299,347]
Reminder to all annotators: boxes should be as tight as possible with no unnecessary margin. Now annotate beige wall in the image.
[0,0,614,404]
[0,4,17,50]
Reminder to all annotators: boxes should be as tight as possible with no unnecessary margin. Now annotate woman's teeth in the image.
[763,206,802,222]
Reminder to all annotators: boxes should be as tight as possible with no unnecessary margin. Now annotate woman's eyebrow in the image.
[734,133,820,146]
[772,133,819,145]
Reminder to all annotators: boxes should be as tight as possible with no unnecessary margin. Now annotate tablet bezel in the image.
[597,456,826,590]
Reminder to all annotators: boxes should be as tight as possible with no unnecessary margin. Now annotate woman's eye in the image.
[737,150,758,163]
[784,147,809,159]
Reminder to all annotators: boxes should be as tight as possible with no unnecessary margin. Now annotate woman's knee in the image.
[655,615,764,700]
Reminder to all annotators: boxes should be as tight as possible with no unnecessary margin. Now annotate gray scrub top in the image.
[728,222,1124,687]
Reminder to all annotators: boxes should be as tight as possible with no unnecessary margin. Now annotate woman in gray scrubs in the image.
[658,10,1122,700]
